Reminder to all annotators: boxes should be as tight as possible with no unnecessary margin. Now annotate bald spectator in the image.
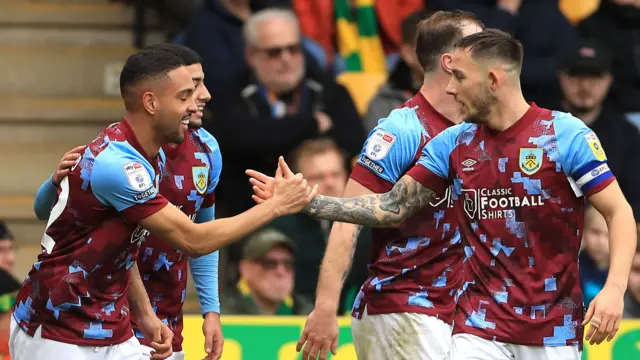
[207,8,364,219]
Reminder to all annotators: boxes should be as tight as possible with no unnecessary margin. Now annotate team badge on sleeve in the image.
[584,132,607,161]
[123,162,152,190]
[366,129,396,160]
[519,148,543,175]
[192,166,209,195]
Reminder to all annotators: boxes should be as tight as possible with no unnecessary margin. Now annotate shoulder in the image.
[374,106,425,138]
[433,122,478,146]
[551,111,591,137]
[194,128,220,153]
[91,141,155,189]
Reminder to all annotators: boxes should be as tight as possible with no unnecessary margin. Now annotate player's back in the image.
[132,128,221,351]
[13,120,167,346]
[350,93,462,324]
[411,104,615,346]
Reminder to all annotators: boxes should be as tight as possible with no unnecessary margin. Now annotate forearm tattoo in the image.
[303,177,437,227]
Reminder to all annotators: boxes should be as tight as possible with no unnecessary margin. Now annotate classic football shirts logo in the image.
[460,187,544,219]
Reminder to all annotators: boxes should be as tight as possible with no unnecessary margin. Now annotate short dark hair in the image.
[415,10,482,73]
[145,43,203,66]
[119,49,186,108]
[454,29,524,70]
[401,9,434,45]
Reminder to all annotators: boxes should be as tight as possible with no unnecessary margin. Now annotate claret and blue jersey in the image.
[407,104,615,347]
[132,127,222,352]
[26,125,222,352]
[349,93,462,324]
[14,120,170,346]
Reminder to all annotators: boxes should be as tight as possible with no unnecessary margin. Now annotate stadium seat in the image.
[336,72,387,116]
[560,0,600,24]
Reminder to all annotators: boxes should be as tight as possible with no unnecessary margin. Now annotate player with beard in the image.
[11,48,315,360]
[33,44,226,360]
[290,11,484,360]
[250,30,637,360]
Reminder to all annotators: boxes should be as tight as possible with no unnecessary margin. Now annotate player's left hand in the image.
[246,169,275,204]
[202,312,224,360]
[138,314,173,360]
[582,283,625,345]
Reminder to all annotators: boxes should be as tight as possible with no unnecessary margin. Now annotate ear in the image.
[238,260,249,279]
[488,70,499,92]
[441,53,453,74]
[245,46,255,67]
[141,92,157,115]
[603,73,614,89]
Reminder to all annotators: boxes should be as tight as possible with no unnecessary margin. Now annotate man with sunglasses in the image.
[221,229,313,315]
[206,8,364,228]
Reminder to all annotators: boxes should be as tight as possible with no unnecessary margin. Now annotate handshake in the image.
[245,157,318,216]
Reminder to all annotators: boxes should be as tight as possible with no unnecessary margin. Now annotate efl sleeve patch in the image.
[584,133,607,161]
[365,129,396,160]
[122,161,152,191]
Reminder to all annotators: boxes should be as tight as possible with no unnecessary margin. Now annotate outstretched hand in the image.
[246,157,317,215]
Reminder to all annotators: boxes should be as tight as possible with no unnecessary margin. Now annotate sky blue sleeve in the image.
[196,128,222,194]
[554,112,614,196]
[355,108,423,184]
[90,142,162,212]
[415,124,464,178]
[33,174,58,220]
[189,205,220,315]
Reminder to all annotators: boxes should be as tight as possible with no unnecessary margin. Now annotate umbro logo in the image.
[461,159,476,167]
[461,159,476,172]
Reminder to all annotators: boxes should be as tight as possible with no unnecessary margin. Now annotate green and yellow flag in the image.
[335,0,386,73]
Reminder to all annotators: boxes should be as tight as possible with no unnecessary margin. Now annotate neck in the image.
[219,0,251,21]
[250,289,280,314]
[420,71,463,124]
[488,86,530,132]
[123,112,162,158]
[562,100,601,126]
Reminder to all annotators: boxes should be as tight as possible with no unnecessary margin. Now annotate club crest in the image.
[519,148,543,175]
[192,166,209,195]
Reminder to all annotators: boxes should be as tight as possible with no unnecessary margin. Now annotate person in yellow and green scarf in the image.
[221,229,313,315]
[294,0,424,72]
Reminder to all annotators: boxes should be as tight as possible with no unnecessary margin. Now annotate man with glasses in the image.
[206,8,365,225]
[221,229,313,315]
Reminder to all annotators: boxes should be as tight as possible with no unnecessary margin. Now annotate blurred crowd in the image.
[2,1,640,344]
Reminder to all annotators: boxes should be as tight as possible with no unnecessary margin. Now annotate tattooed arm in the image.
[303,175,438,227]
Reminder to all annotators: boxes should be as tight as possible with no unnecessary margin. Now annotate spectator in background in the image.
[294,0,424,73]
[182,0,326,98]
[207,8,364,219]
[556,39,640,220]
[624,244,640,318]
[428,0,576,108]
[264,139,371,313]
[0,222,15,273]
[578,0,640,115]
[0,225,19,359]
[221,229,314,315]
[363,9,431,133]
[579,206,610,308]
[0,269,20,360]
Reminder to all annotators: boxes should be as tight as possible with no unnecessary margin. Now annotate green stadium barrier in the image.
[182,316,640,360]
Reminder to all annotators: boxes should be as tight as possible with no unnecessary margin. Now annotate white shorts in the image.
[140,344,185,360]
[351,305,453,360]
[9,316,141,360]
[451,333,582,360]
